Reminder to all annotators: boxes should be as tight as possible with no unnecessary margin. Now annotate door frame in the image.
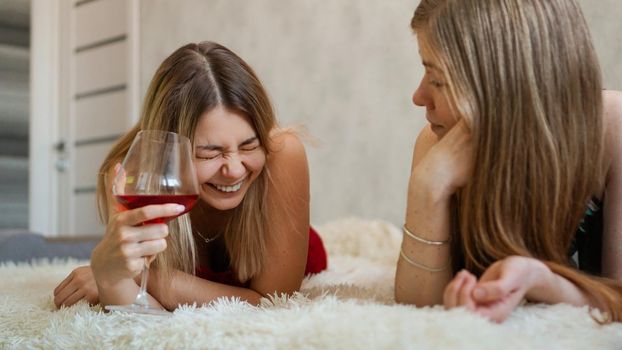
[29,0,63,236]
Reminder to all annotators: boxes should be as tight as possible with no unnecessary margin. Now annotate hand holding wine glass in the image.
[90,130,199,315]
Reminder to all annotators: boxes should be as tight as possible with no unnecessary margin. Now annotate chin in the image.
[208,199,243,211]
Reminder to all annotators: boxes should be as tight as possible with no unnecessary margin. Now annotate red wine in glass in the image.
[106,130,199,316]
[115,194,199,224]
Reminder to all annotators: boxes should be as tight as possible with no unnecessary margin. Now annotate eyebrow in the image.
[195,136,259,151]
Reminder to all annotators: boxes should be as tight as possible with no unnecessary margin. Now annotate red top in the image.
[195,226,328,286]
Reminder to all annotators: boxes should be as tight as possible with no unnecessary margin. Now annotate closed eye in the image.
[240,144,260,152]
[196,152,222,160]
[424,68,445,88]
[239,137,260,151]
[429,79,445,88]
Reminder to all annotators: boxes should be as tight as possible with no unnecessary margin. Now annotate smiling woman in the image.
[52,42,327,310]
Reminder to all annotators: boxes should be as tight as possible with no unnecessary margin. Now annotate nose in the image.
[221,153,245,179]
[412,78,431,108]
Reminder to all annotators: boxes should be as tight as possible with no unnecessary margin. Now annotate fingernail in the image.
[175,205,185,213]
[473,287,486,300]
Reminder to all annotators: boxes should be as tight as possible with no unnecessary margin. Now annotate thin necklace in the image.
[193,202,223,244]
[195,229,222,244]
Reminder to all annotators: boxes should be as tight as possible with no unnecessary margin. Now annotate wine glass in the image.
[105,130,199,315]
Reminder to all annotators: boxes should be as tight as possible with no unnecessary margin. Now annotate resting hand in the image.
[412,119,473,198]
[53,265,98,308]
[90,203,183,288]
[443,269,478,311]
[443,256,548,323]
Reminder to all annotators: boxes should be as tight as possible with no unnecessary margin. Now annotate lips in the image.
[207,178,246,193]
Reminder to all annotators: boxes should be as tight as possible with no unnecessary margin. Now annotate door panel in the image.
[75,40,127,96]
[73,142,114,190]
[74,191,104,235]
[75,0,127,49]
[75,90,127,142]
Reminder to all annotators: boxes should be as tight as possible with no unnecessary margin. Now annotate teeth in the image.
[214,181,243,193]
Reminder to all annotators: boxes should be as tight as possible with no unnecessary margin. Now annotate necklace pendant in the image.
[195,230,221,244]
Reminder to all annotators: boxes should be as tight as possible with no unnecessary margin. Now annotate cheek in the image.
[436,96,458,127]
[244,153,266,173]
[193,162,220,182]
[442,117,459,130]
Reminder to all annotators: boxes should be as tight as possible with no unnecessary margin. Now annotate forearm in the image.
[395,176,453,306]
[526,262,593,307]
[148,269,264,310]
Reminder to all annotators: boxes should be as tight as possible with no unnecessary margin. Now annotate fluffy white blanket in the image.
[1,218,621,349]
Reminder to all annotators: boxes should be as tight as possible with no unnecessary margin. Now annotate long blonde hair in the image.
[412,0,622,322]
[97,42,276,282]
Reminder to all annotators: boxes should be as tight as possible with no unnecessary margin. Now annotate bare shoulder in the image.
[265,129,309,190]
[603,90,622,127]
[267,129,308,167]
[603,90,622,184]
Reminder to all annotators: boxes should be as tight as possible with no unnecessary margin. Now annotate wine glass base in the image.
[105,304,171,316]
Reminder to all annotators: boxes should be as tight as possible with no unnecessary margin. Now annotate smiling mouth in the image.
[208,179,245,193]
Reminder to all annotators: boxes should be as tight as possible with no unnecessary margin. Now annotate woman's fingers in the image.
[458,273,477,310]
[53,273,73,296]
[444,270,467,309]
[472,281,510,303]
[118,223,169,245]
[119,237,165,268]
[131,238,168,259]
[53,266,98,308]
[474,267,522,303]
[54,280,79,308]
[474,291,524,323]
[146,254,157,266]
[58,288,85,308]
[120,204,185,227]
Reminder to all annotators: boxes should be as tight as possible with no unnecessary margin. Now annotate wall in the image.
[578,0,622,90]
[141,0,423,226]
[140,0,622,227]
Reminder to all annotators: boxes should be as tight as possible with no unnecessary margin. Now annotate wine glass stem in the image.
[134,257,150,307]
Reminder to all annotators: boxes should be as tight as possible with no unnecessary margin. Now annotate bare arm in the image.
[149,132,310,308]
[395,124,471,306]
[602,90,622,281]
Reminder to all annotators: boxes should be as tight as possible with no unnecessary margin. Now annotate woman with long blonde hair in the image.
[53,41,327,310]
[395,0,622,323]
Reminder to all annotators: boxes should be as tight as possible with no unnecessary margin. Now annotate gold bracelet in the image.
[399,247,450,272]
[402,225,450,246]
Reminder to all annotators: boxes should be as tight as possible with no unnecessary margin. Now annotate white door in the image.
[30,0,140,237]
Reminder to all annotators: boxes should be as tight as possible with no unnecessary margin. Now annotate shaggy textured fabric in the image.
[1,218,621,349]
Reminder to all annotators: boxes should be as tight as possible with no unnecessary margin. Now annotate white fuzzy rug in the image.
[1,218,621,349]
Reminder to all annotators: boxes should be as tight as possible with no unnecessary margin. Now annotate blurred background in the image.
[1,0,621,238]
